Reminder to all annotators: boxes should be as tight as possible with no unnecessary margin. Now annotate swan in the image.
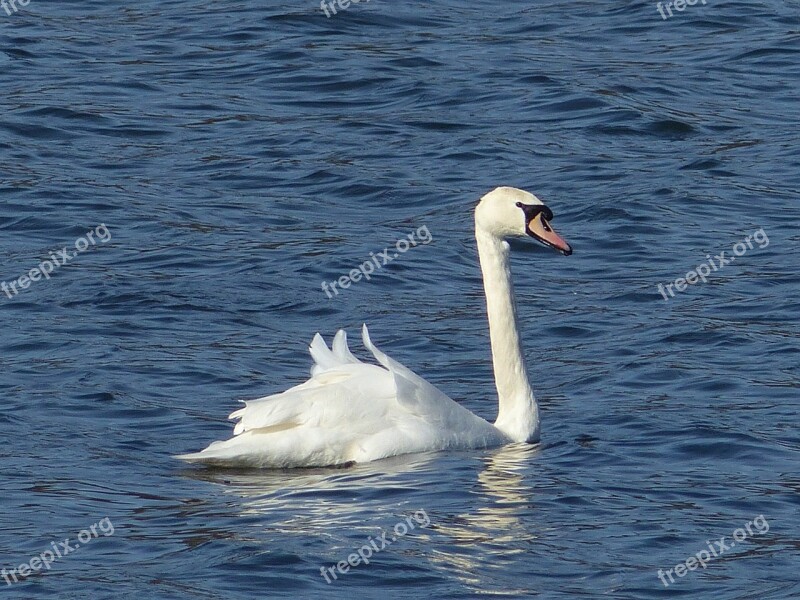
[176,186,572,468]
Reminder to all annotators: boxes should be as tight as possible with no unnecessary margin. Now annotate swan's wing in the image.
[361,324,481,425]
[176,327,502,467]
[229,363,391,436]
[356,325,503,457]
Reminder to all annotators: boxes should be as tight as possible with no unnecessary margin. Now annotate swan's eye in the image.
[517,201,572,255]
[516,202,554,221]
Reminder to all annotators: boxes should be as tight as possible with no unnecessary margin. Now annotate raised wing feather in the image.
[176,326,504,467]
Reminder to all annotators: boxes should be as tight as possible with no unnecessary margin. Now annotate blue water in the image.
[1,1,798,598]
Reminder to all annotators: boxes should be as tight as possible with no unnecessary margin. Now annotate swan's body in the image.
[177,187,572,468]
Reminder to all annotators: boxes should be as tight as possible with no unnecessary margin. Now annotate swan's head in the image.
[475,186,572,255]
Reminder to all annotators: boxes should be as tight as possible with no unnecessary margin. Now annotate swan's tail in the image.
[309,329,361,376]
[175,438,250,465]
[175,329,373,468]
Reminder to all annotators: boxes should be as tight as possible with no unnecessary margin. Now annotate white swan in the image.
[177,186,572,468]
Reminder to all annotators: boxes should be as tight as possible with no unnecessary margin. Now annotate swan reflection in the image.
[182,441,540,592]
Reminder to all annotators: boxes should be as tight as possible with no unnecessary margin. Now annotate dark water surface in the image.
[1,1,798,598]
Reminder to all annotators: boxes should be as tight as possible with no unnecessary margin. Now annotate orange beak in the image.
[527,213,573,256]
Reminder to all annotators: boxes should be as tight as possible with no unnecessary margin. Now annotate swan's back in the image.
[176,327,505,468]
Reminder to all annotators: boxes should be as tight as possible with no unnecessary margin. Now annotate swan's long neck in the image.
[475,226,540,443]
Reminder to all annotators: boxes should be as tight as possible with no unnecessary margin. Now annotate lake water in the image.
[1,1,798,598]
